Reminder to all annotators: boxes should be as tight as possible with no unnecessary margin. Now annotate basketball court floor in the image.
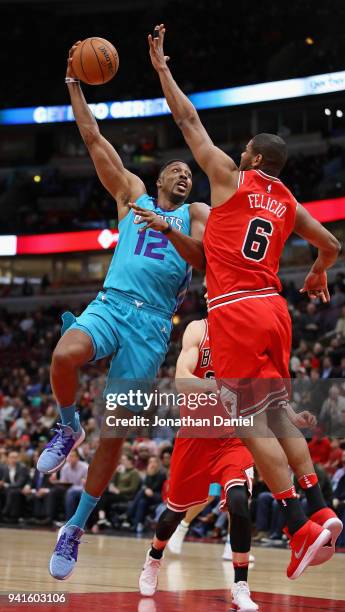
[0,528,344,611]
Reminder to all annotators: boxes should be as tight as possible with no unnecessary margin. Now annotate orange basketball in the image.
[71,37,119,85]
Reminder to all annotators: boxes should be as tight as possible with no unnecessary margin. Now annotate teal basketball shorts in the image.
[61,289,172,413]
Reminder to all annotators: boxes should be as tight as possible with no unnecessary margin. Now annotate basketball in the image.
[71,37,119,85]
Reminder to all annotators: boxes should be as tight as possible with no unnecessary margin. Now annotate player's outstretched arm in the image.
[175,321,217,394]
[66,43,145,220]
[149,25,238,205]
[294,204,341,302]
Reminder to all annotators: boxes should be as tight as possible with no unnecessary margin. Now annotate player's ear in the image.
[253,153,263,168]
[156,177,162,189]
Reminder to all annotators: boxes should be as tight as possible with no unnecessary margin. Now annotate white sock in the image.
[180,520,190,530]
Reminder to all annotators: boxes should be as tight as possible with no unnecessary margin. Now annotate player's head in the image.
[157,159,192,205]
[239,133,288,176]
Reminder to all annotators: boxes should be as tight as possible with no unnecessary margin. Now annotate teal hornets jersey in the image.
[103,194,192,316]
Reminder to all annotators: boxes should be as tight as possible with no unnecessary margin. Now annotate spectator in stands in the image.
[44,450,88,524]
[38,405,57,430]
[300,303,321,342]
[0,397,16,432]
[333,357,345,379]
[60,450,88,521]
[335,306,345,337]
[324,439,344,476]
[253,490,285,542]
[97,452,141,529]
[134,442,151,477]
[10,407,32,438]
[126,456,166,533]
[308,427,331,465]
[320,356,334,379]
[22,469,54,525]
[331,285,345,308]
[0,450,30,522]
[160,447,172,474]
[319,384,345,436]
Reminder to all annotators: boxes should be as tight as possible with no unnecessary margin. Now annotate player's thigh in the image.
[167,438,212,511]
[59,294,120,362]
[214,439,254,507]
[208,304,267,378]
[269,296,292,379]
[104,308,170,404]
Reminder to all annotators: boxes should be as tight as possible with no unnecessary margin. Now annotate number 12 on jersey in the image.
[242,217,273,262]
[134,230,169,261]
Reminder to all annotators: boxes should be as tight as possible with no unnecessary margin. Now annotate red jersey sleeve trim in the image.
[198,318,208,350]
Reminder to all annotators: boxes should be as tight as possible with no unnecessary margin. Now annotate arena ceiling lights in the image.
[1,70,345,125]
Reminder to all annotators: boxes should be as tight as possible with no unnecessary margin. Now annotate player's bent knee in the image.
[226,485,250,519]
[52,337,93,370]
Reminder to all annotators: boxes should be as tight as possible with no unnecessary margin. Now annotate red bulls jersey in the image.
[204,169,297,309]
[193,319,215,379]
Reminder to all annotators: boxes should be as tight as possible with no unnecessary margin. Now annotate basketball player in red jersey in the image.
[144,24,343,580]
[140,317,258,611]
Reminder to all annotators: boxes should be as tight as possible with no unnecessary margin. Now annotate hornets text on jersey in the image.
[104,194,192,316]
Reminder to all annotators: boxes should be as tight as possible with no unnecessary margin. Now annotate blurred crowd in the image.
[1,274,345,546]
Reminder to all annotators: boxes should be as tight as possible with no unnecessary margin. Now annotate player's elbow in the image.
[193,251,206,272]
[176,110,198,131]
[82,125,101,149]
[197,255,207,272]
[327,234,341,256]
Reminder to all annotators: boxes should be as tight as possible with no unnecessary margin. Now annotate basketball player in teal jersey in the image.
[38,42,209,580]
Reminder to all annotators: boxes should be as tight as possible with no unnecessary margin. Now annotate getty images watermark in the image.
[104,390,254,428]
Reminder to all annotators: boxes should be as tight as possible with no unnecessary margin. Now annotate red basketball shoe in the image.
[286,520,332,580]
[310,507,343,546]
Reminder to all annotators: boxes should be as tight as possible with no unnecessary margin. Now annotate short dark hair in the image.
[251,133,288,176]
[158,159,192,177]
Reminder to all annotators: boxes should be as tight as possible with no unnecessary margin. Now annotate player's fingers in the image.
[325,286,330,302]
[70,42,81,54]
[134,214,150,224]
[299,287,306,293]
[129,203,146,214]
[139,222,154,232]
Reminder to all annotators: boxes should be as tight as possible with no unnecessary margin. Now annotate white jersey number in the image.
[242,217,273,262]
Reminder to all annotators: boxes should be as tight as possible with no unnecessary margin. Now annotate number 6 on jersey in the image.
[242,217,273,262]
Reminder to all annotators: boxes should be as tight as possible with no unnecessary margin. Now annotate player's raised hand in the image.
[130,202,170,233]
[66,41,81,78]
[300,270,330,303]
[148,24,170,72]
